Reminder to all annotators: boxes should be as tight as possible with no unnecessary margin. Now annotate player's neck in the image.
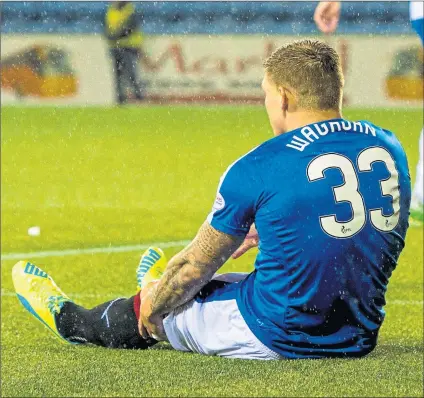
[283,110,342,135]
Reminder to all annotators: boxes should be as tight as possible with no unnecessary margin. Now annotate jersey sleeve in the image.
[207,160,257,236]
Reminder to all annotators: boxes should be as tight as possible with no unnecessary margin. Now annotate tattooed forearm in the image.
[196,224,229,260]
[148,222,244,317]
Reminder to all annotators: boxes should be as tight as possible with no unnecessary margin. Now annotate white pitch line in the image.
[1,243,423,307]
[3,291,423,306]
[387,299,423,306]
[0,240,191,261]
[1,290,124,299]
[0,289,422,305]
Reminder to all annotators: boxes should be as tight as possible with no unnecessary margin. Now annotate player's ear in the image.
[280,86,296,113]
[279,87,289,113]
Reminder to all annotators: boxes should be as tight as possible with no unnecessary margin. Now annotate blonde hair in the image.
[263,40,344,111]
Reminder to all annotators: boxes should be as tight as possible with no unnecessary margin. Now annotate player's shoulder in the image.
[238,134,292,163]
[219,141,279,187]
[359,120,404,149]
[357,119,395,136]
[224,140,277,174]
[358,120,408,167]
[218,146,259,183]
[223,129,311,178]
[358,119,389,135]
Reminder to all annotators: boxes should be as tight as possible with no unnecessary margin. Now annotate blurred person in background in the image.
[105,1,144,104]
[314,1,424,224]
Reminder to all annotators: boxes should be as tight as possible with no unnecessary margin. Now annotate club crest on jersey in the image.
[212,192,225,212]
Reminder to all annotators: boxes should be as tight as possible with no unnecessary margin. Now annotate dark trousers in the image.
[110,48,144,104]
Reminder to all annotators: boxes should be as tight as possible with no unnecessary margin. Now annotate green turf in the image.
[1,106,423,397]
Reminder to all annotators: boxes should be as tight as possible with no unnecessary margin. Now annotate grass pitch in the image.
[1,106,423,397]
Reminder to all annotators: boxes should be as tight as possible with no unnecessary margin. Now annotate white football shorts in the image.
[163,273,282,360]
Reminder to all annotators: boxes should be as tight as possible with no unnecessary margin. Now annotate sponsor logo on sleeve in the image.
[212,192,225,212]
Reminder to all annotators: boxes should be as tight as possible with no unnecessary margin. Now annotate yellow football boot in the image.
[136,247,167,291]
[12,260,73,343]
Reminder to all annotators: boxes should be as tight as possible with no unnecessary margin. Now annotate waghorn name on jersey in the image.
[287,120,377,152]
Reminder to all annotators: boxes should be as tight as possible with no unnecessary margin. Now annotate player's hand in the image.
[232,224,259,259]
[313,1,341,34]
[138,281,167,341]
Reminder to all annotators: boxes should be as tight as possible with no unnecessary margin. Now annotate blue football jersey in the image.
[207,118,411,359]
[410,1,424,44]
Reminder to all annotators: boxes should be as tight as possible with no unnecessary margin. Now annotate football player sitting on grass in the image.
[13,40,411,360]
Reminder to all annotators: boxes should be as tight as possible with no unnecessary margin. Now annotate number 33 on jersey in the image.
[307,147,401,238]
